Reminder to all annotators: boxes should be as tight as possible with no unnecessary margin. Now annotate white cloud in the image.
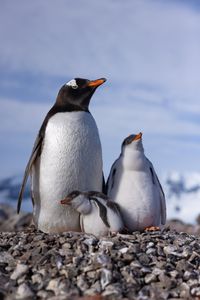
[0,97,48,133]
[1,0,200,177]
[1,0,200,99]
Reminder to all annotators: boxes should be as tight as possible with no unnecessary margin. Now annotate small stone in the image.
[157,246,164,256]
[144,273,156,283]
[46,278,60,294]
[62,242,72,249]
[189,251,200,263]
[83,237,98,246]
[55,255,63,270]
[179,282,190,298]
[187,278,199,286]
[141,267,151,274]
[76,275,89,291]
[130,261,142,268]
[146,247,156,255]
[31,273,42,284]
[169,270,179,278]
[101,268,112,289]
[191,286,200,296]
[37,268,47,277]
[100,240,114,249]
[0,251,14,264]
[37,290,50,298]
[163,245,177,255]
[17,275,27,285]
[87,270,97,279]
[59,237,66,244]
[119,247,129,254]
[95,253,111,265]
[152,267,164,276]
[66,266,78,278]
[183,270,191,280]
[59,248,73,258]
[169,289,179,297]
[16,283,34,299]
[10,263,29,280]
[147,242,154,248]
[84,285,101,296]
[176,259,189,273]
[138,253,150,265]
[181,247,191,258]
[72,256,81,265]
[122,253,134,262]
[102,283,122,297]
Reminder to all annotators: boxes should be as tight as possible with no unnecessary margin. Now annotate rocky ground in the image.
[0,204,200,299]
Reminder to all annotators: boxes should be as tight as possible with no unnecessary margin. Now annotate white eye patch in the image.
[65,79,78,89]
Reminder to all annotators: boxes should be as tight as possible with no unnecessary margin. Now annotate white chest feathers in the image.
[32,111,103,233]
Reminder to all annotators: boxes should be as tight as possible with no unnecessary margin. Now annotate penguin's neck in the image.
[122,148,146,171]
[55,94,90,112]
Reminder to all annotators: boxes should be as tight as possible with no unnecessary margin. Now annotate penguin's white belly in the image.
[81,204,123,237]
[32,111,103,233]
[81,206,109,237]
[111,171,160,231]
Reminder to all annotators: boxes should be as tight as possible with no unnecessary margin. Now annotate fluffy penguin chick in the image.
[106,133,166,232]
[61,191,124,237]
[17,78,106,233]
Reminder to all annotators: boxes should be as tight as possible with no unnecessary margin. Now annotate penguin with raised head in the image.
[106,132,166,232]
[60,191,124,237]
[17,78,106,233]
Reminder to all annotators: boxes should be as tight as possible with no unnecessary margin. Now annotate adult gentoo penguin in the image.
[17,77,106,233]
[106,132,166,232]
[60,191,124,237]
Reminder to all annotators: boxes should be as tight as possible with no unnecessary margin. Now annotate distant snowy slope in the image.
[0,175,32,211]
[0,172,200,223]
[163,172,200,224]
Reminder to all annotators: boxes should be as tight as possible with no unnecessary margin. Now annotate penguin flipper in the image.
[148,159,166,225]
[106,158,119,195]
[87,191,109,201]
[91,199,110,228]
[102,172,106,194]
[17,134,43,213]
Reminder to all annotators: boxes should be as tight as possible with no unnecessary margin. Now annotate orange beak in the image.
[132,132,142,141]
[87,78,106,87]
[60,197,72,205]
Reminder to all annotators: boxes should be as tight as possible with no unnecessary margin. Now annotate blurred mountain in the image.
[0,175,32,211]
[0,172,200,223]
[163,171,200,224]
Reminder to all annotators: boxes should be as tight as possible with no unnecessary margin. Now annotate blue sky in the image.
[1,0,200,180]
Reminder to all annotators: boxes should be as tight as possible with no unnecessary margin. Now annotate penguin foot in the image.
[144,226,160,232]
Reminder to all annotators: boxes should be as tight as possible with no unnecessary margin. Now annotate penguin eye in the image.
[70,190,80,198]
[65,79,78,89]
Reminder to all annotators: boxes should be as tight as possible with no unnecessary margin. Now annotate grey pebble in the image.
[100,268,112,289]
[10,263,29,280]
[16,283,34,299]
[0,208,200,299]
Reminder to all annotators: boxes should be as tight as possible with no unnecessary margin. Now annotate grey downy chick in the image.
[61,191,124,237]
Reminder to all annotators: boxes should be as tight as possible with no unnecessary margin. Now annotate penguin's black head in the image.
[65,190,81,199]
[121,133,143,151]
[56,78,106,111]
[60,190,81,205]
